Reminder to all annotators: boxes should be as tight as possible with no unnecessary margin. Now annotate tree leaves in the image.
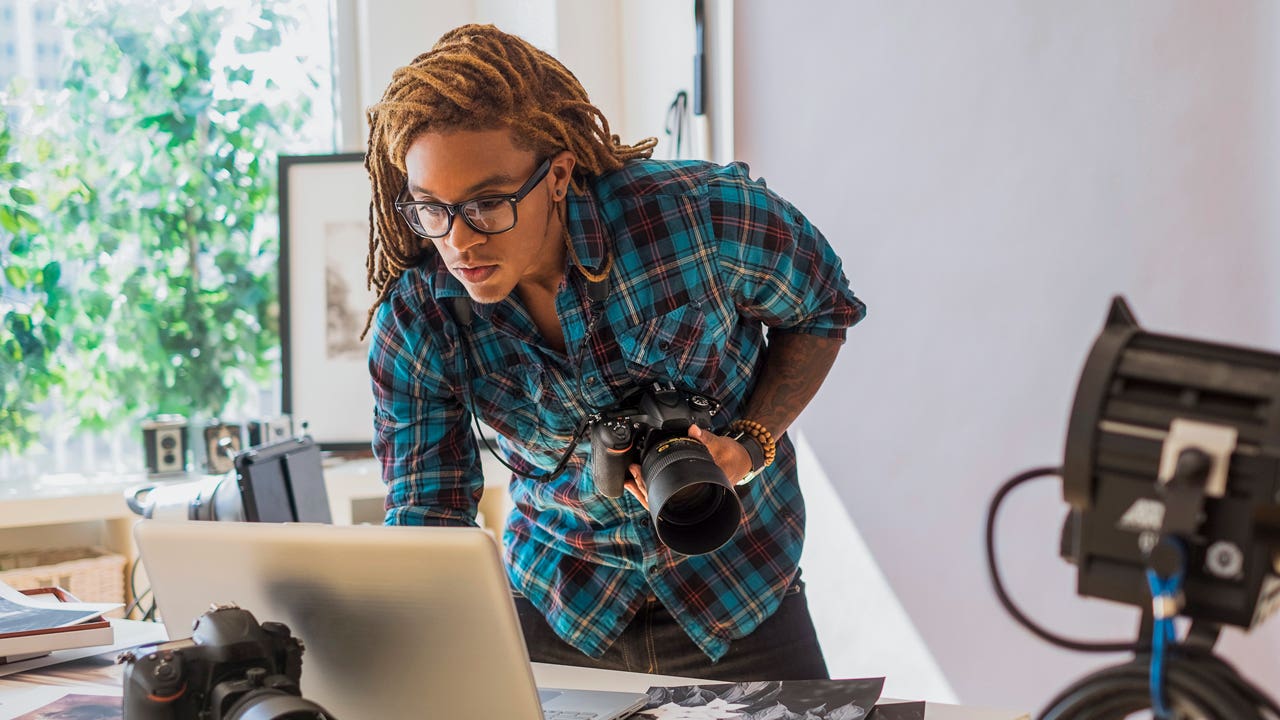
[1,0,326,456]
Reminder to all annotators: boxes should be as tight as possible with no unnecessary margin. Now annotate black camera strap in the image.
[447,294,594,482]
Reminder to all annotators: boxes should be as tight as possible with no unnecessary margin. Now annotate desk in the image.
[0,623,1027,720]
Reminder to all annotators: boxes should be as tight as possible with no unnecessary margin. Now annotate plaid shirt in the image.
[370,159,865,661]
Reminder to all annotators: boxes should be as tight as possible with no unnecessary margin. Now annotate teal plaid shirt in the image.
[370,159,865,661]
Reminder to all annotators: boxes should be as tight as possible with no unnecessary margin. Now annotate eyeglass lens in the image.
[405,198,515,238]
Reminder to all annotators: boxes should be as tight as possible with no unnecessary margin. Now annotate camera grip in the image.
[590,420,634,498]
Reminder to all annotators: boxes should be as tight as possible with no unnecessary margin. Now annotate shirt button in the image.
[638,516,651,527]
[648,566,661,576]
[586,375,597,384]
[658,341,670,351]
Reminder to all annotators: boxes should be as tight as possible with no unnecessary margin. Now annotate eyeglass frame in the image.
[393,158,553,239]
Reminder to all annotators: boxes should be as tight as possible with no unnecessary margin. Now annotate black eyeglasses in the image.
[394,158,552,239]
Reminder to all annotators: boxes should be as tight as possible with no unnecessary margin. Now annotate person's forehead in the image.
[404,128,534,199]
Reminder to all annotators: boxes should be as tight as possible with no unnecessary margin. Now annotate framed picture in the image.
[278,153,376,451]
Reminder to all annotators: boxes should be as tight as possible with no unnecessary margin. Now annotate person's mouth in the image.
[455,264,498,283]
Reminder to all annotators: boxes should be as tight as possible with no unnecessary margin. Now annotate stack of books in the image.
[0,584,119,664]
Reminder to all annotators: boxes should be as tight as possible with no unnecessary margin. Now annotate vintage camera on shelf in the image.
[118,604,336,720]
[589,382,743,556]
[195,420,245,475]
[125,435,332,524]
[249,415,295,448]
[141,414,190,476]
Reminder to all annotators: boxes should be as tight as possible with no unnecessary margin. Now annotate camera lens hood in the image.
[643,437,743,555]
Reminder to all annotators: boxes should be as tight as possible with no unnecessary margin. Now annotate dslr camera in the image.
[590,382,743,555]
[119,604,335,720]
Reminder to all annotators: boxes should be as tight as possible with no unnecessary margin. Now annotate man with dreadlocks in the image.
[365,24,865,681]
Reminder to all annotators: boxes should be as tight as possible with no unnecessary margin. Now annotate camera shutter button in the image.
[246,667,268,685]
[261,621,290,638]
[154,661,177,682]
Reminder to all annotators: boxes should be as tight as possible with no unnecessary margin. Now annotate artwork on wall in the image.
[278,153,376,451]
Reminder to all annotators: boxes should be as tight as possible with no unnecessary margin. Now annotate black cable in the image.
[457,327,589,482]
[985,466,1144,653]
[665,90,690,159]
[124,557,153,620]
[1039,651,1277,720]
[989,466,1280,720]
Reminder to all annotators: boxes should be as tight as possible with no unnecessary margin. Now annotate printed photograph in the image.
[869,702,925,720]
[637,678,886,720]
[0,598,95,634]
[14,694,122,720]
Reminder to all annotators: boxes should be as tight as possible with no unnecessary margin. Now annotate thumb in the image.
[688,424,704,440]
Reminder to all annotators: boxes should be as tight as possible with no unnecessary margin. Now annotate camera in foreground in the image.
[119,604,336,720]
[590,383,743,556]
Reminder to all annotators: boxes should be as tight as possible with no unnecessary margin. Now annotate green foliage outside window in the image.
[0,1,327,458]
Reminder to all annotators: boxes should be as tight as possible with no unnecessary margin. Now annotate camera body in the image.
[142,415,190,476]
[589,383,743,555]
[589,383,719,498]
[196,421,244,475]
[119,604,332,720]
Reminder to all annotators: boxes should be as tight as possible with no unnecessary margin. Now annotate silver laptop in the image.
[134,521,648,720]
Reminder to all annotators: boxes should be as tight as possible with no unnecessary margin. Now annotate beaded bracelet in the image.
[728,418,777,469]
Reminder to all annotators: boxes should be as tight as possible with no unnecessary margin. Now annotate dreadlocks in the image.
[363,23,657,334]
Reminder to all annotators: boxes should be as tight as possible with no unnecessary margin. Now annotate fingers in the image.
[687,423,752,484]
[624,463,649,510]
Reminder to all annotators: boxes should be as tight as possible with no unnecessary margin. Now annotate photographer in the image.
[365,25,865,681]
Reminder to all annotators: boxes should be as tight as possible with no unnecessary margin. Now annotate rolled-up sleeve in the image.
[708,163,866,339]
[369,289,483,526]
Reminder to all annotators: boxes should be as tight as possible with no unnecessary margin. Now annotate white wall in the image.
[736,0,1280,711]
[348,0,696,160]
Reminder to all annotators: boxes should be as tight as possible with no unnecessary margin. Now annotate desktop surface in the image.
[0,625,1030,720]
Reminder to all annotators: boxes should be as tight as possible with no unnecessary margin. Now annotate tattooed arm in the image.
[695,332,844,484]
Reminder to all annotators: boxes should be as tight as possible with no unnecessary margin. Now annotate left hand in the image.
[688,424,753,485]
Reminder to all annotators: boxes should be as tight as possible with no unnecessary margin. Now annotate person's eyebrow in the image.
[409,171,523,201]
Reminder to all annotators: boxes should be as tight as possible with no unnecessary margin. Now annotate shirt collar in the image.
[563,184,609,277]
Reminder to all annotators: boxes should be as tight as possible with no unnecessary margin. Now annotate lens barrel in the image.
[641,437,742,555]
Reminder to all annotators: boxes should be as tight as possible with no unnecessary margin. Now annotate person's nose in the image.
[442,214,486,254]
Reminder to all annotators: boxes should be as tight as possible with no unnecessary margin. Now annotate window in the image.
[1,0,339,484]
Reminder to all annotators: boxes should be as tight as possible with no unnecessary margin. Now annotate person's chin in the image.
[463,279,512,305]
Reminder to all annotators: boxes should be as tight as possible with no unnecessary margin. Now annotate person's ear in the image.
[548,150,576,200]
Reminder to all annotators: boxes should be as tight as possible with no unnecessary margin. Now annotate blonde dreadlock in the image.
[362,24,657,336]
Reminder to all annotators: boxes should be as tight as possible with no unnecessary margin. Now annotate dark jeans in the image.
[514,578,829,682]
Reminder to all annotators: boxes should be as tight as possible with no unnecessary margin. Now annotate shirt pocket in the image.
[470,362,545,444]
[616,303,721,388]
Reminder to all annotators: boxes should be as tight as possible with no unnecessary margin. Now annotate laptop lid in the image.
[135,522,570,719]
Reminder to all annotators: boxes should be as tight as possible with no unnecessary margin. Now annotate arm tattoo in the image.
[741,333,843,437]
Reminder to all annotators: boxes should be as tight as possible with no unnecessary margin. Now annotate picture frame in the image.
[278,153,376,452]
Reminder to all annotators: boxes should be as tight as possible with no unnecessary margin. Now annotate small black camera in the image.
[589,382,743,555]
[118,604,335,720]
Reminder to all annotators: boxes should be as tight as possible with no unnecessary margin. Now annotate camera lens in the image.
[660,483,724,526]
[224,690,335,720]
[641,436,743,555]
[161,435,176,450]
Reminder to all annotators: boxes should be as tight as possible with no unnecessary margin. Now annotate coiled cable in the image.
[986,466,1280,720]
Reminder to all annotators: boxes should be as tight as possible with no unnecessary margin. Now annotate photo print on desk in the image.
[14,693,121,720]
[637,678,886,719]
